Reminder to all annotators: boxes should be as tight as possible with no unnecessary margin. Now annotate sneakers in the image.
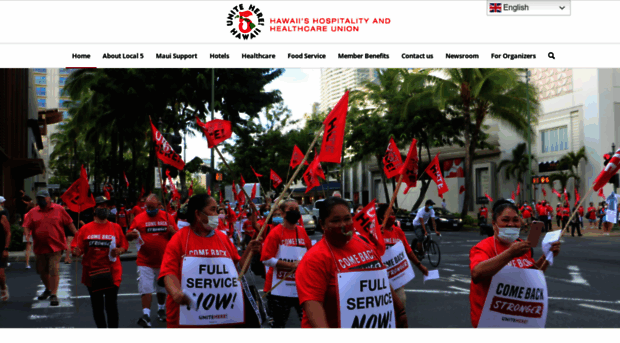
[49,295,59,306]
[25,265,31,269]
[1,285,8,301]
[157,309,166,322]
[37,289,51,300]
[137,314,152,328]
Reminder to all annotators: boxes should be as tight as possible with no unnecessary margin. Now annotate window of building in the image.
[35,76,46,85]
[37,98,46,108]
[59,99,69,108]
[541,126,569,153]
[476,167,490,201]
[59,77,67,86]
[62,111,69,119]
[59,68,69,75]
[36,87,46,96]
[33,68,46,74]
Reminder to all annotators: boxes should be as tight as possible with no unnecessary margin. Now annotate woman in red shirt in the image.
[71,196,129,328]
[469,199,561,328]
[561,202,571,232]
[587,202,597,229]
[158,194,261,328]
[295,197,408,328]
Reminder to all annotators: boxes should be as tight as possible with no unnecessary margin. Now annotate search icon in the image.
[548,52,556,59]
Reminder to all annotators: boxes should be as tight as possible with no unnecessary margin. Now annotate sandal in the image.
[1,285,9,301]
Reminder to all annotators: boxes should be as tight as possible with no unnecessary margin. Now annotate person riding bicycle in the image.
[412,200,441,257]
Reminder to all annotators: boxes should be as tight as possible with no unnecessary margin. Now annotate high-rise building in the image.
[319,68,378,114]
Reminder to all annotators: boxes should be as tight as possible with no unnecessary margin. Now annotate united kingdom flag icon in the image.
[489,3,502,13]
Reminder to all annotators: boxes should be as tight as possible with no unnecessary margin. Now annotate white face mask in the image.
[496,225,520,243]
[207,215,220,229]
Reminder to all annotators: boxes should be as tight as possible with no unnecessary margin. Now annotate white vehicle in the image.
[225,183,264,206]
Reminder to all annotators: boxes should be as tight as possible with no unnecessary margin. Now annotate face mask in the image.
[426,206,433,210]
[264,211,270,216]
[207,215,219,229]
[146,209,159,217]
[285,209,302,224]
[496,225,520,244]
[95,208,110,220]
[324,223,354,247]
[218,214,226,220]
[272,216,284,224]
[386,215,396,228]
[37,199,47,209]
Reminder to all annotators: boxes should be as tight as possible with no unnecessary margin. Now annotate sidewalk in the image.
[8,240,140,262]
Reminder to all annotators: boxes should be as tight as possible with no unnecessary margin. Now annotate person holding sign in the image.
[469,199,561,328]
[377,204,428,307]
[72,196,128,328]
[296,197,408,328]
[158,194,262,328]
[261,199,312,328]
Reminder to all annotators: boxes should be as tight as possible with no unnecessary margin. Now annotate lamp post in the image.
[526,69,532,202]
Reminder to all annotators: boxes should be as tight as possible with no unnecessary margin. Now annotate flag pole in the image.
[238,124,326,279]
[251,166,268,202]
[559,186,594,237]
[381,173,405,232]
[262,267,297,298]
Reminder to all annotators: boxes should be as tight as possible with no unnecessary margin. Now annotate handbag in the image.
[89,268,114,292]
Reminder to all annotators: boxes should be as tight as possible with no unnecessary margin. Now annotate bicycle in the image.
[411,234,441,267]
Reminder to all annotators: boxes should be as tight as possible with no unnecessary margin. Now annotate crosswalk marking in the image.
[578,304,620,314]
[30,263,74,311]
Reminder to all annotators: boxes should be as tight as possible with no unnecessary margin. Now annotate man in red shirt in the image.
[128,196,147,227]
[22,190,77,306]
[116,204,129,235]
[478,205,488,224]
[587,202,597,229]
[126,194,178,327]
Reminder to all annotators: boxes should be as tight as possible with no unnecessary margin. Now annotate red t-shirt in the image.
[260,224,312,293]
[117,209,128,227]
[522,209,532,219]
[130,210,178,268]
[562,206,570,218]
[556,207,562,216]
[479,208,488,218]
[217,218,233,238]
[296,236,383,328]
[383,225,413,254]
[71,221,128,287]
[469,237,536,328]
[158,228,241,328]
[23,204,74,255]
[578,206,584,216]
[587,206,596,220]
[132,204,145,218]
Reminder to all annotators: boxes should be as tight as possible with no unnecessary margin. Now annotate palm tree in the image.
[497,142,537,203]
[558,147,588,192]
[410,69,540,217]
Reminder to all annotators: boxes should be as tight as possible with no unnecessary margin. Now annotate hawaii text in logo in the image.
[227,4,265,40]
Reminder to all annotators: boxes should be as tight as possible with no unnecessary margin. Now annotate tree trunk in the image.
[411,143,434,211]
[376,154,391,204]
[118,132,125,196]
[461,123,473,218]
[131,141,138,200]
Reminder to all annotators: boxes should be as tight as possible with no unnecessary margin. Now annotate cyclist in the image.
[412,200,441,256]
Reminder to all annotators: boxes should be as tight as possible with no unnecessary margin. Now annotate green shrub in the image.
[9,224,26,251]
[456,213,476,226]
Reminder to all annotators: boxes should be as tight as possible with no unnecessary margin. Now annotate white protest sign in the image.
[337,269,396,328]
[423,269,440,283]
[478,266,548,328]
[381,241,415,289]
[605,209,617,223]
[542,230,561,266]
[180,257,244,326]
[271,246,307,297]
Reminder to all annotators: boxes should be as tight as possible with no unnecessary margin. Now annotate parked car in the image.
[312,198,354,232]
[405,207,463,231]
[300,206,316,235]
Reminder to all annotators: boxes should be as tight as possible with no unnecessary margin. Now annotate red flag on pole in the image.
[232,180,238,201]
[593,149,620,191]
[237,189,246,205]
[290,145,309,169]
[61,165,96,213]
[196,117,233,148]
[302,165,321,193]
[598,188,605,198]
[270,169,283,188]
[542,187,547,197]
[459,185,466,194]
[382,137,404,179]
[139,186,145,199]
[165,170,181,201]
[400,139,418,194]
[575,188,580,205]
[352,199,385,257]
[251,166,263,178]
[208,186,211,196]
[485,193,493,202]
[516,183,521,196]
[123,171,129,187]
[511,191,515,201]
[309,155,325,180]
[319,90,349,164]
[423,154,449,197]
[250,184,256,201]
[227,204,237,222]
[149,118,185,170]
[240,175,246,188]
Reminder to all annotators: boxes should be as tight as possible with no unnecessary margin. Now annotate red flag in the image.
[196,117,232,148]
[270,169,283,188]
[165,170,181,201]
[423,154,449,196]
[149,118,185,170]
[302,164,321,193]
[227,204,237,222]
[383,137,404,179]
[511,191,515,201]
[139,186,145,199]
[240,175,246,187]
[598,188,605,198]
[251,166,263,178]
[123,172,129,188]
[575,188,580,206]
[208,186,211,196]
[290,145,309,169]
[319,90,349,163]
[189,181,194,197]
[352,199,385,257]
[103,190,111,200]
[552,189,561,198]
[485,193,493,202]
[593,149,620,191]
[232,180,238,201]
[516,183,521,196]
[400,139,418,194]
[250,184,257,201]
[61,165,96,213]
[542,187,547,197]
[310,155,326,180]
[459,185,466,194]
[237,189,246,205]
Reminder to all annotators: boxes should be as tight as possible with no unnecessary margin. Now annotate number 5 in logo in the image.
[237,11,254,33]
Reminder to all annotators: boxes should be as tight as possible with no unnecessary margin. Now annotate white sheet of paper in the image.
[542,230,562,266]
[423,269,440,283]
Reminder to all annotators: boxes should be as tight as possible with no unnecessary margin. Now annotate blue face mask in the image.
[272,216,284,224]
[427,206,433,210]
[146,209,159,217]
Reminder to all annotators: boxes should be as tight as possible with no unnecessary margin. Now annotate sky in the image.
[184,68,321,167]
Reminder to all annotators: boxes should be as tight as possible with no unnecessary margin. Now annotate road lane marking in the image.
[441,268,455,272]
[567,265,590,286]
[404,289,468,295]
[553,311,571,315]
[448,286,470,293]
[578,304,620,314]
[549,297,620,304]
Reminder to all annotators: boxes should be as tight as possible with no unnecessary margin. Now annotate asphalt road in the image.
[2,230,620,328]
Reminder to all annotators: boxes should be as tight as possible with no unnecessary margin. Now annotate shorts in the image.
[588,219,596,223]
[36,251,62,276]
[137,266,167,295]
[413,225,426,242]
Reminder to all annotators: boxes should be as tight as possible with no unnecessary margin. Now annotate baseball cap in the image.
[0,196,5,203]
[425,199,436,206]
[36,190,50,198]
[95,196,110,204]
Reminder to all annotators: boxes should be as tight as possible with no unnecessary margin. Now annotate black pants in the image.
[571,222,582,236]
[556,216,561,227]
[545,217,552,232]
[538,216,548,232]
[561,218,569,231]
[267,294,302,328]
[599,216,604,229]
[87,286,119,328]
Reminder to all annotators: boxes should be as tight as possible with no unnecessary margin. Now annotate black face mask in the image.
[285,209,301,224]
[95,208,110,220]
[37,199,47,209]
